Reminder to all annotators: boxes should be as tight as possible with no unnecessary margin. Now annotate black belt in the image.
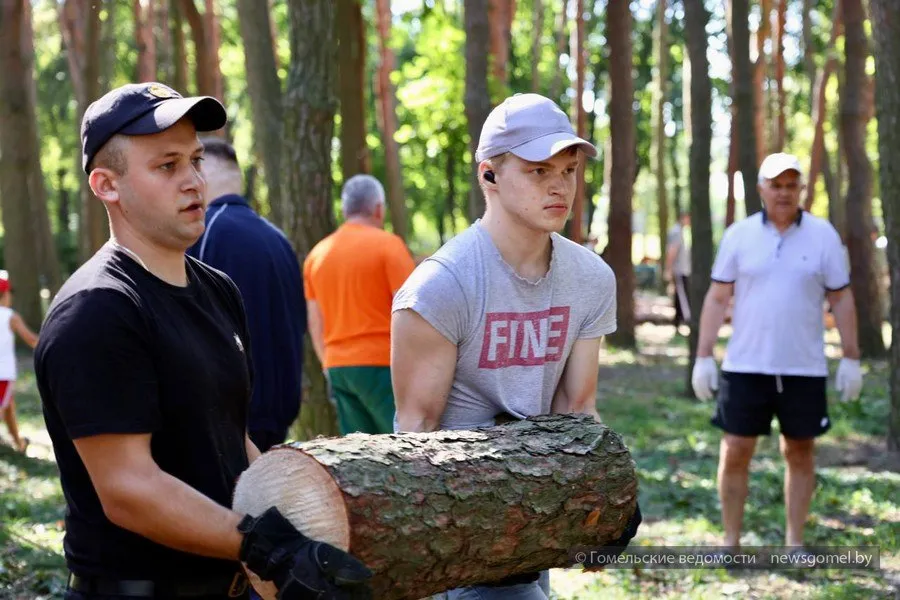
[67,572,249,598]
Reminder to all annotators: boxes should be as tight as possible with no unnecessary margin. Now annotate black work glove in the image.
[610,501,642,549]
[583,502,642,569]
[237,507,372,599]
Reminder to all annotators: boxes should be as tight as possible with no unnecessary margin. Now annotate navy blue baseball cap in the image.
[81,82,227,173]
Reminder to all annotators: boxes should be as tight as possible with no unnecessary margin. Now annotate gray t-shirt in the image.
[392,221,617,431]
[667,223,691,276]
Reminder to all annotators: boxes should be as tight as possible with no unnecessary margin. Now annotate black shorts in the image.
[711,371,830,439]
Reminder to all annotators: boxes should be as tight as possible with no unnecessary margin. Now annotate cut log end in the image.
[233,414,638,600]
[233,446,351,600]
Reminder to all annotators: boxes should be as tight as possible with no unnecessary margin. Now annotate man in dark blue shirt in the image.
[188,138,305,452]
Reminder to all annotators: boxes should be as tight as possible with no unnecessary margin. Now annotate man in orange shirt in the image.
[304,174,416,434]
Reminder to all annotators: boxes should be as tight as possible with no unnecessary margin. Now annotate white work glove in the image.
[691,357,719,401]
[835,358,863,402]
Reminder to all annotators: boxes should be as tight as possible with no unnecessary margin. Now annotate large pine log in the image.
[233,414,638,600]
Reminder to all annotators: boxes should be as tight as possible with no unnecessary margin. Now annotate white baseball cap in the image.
[758,152,804,182]
[475,94,598,162]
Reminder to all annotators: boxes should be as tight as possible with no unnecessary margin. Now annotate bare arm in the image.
[551,337,602,421]
[664,242,679,279]
[696,282,734,357]
[391,309,457,432]
[10,313,38,348]
[246,434,261,463]
[73,433,245,560]
[306,300,326,369]
[827,288,861,360]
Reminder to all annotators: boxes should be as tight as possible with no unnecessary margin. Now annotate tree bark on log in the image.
[233,415,638,600]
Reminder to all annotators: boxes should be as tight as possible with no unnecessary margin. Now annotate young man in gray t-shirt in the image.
[391,93,639,599]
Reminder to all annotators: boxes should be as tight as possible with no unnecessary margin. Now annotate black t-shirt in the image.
[35,244,253,580]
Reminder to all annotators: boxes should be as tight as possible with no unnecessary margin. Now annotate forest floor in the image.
[0,310,897,599]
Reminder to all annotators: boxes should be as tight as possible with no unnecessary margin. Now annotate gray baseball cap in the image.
[475,93,598,163]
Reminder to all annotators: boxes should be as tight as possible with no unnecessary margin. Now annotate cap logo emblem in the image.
[147,84,178,99]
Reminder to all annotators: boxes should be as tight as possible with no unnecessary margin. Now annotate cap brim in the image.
[509,132,598,162]
[760,165,803,180]
[119,96,227,136]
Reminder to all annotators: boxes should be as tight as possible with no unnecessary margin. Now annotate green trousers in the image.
[327,366,396,435]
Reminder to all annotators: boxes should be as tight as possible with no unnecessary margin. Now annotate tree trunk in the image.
[549,0,570,102]
[753,0,770,161]
[180,0,221,99]
[833,84,846,232]
[203,0,224,101]
[653,0,669,286]
[100,0,116,92]
[729,0,761,215]
[336,0,371,184]
[0,0,58,326]
[668,125,682,219]
[22,1,61,294]
[234,415,639,600]
[841,0,885,358]
[531,0,544,92]
[171,0,189,92]
[726,110,737,227]
[585,4,605,235]
[374,0,408,240]
[236,0,284,225]
[441,151,457,243]
[683,0,714,397]
[773,0,785,150]
[156,0,171,83]
[572,0,586,244]
[134,0,157,82]
[283,0,339,439]
[488,0,513,90]
[269,0,281,72]
[57,169,70,237]
[465,0,491,223]
[870,0,900,453]
[61,0,108,260]
[801,0,840,222]
[805,0,842,212]
[605,0,636,349]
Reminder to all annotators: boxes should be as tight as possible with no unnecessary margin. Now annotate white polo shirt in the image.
[711,210,849,377]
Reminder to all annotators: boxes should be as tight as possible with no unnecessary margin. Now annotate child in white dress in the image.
[0,275,39,452]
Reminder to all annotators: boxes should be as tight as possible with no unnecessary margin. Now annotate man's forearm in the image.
[551,388,602,422]
[246,436,261,463]
[309,329,326,368]
[830,293,860,359]
[395,410,440,433]
[697,295,729,357]
[103,468,245,561]
[572,401,602,422]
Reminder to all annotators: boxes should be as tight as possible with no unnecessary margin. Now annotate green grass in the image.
[550,325,900,599]
[0,364,67,599]
[0,333,897,599]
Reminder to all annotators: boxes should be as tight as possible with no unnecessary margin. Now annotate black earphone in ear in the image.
[483,171,496,184]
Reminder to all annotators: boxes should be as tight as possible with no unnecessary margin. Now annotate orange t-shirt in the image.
[303,223,416,368]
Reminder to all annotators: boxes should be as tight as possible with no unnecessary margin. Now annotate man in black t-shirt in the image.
[36,83,371,599]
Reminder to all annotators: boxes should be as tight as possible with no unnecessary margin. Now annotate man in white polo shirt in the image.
[692,152,863,551]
